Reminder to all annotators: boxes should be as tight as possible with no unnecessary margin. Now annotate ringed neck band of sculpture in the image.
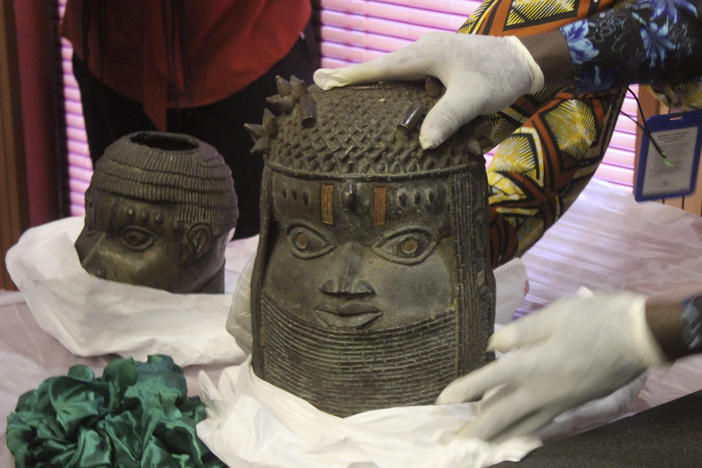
[247,77,496,416]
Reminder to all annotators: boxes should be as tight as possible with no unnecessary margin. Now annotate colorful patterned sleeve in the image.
[459,0,626,266]
[562,0,702,94]
[462,0,702,266]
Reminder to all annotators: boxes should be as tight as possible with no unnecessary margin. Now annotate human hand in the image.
[436,289,666,442]
[313,31,543,149]
[226,253,255,355]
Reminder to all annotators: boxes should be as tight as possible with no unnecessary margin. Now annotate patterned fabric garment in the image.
[459,0,625,266]
[460,0,702,266]
[562,0,702,94]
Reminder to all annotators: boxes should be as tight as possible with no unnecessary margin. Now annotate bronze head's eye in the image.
[287,224,334,259]
[401,238,418,255]
[119,226,156,251]
[294,232,309,250]
[373,228,437,265]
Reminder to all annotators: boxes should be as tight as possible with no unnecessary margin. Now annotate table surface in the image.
[494,389,702,467]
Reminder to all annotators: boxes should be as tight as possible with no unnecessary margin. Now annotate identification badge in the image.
[634,109,702,202]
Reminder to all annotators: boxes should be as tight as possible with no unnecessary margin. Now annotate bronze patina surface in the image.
[75,131,238,293]
[245,78,495,416]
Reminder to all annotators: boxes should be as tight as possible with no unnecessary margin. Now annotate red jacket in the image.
[60,0,312,129]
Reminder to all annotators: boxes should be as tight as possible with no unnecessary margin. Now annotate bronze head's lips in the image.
[314,302,383,329]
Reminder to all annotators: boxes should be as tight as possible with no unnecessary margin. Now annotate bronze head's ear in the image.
[182,223,214,263]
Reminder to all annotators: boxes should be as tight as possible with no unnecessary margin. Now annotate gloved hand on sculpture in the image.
[314,32,544,149]
[436,289,667,442]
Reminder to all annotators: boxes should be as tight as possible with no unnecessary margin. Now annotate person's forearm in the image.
[518,30,573,90]
[646,295,702,361]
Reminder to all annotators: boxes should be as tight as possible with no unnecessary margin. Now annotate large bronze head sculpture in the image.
[75,131,238,293]
[248,77,495,416]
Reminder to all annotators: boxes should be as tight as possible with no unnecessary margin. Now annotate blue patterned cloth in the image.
[561,0,702,94]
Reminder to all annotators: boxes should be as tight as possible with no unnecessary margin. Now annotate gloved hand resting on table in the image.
[437,289,667,442]
[313,31,544,149]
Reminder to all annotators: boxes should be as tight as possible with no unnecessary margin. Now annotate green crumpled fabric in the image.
[6,355,224,468]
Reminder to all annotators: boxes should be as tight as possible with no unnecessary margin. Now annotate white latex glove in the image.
[226,252,255,355]
[436,289,667,442]
[313,31,544,150]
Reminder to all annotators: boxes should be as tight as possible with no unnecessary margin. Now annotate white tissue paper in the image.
[197,357,644,468]
[5,217,251,367]
[197,358,541,468]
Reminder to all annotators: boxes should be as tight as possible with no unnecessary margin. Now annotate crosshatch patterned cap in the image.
[247,77,483,180]
[89,131,238,232]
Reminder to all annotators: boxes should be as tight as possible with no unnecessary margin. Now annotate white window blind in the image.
[60,0,637,216]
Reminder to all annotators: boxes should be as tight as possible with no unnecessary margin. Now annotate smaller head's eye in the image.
[373,228,437,265]
[287,225,334,259]
[119,226,156,251]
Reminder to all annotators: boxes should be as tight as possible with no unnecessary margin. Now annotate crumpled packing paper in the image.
[197,359,644,468]
[197,358,542,468]
[5,216,251,367]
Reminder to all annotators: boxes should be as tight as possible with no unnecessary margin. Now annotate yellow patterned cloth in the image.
[460,0,625,265]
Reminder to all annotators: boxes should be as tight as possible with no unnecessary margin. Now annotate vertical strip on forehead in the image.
[321,184,334,225]
[372,186,387,226]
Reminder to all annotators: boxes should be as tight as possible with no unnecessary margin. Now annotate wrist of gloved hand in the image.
[436,289,666,442]
[505,35,545,95]
[627,293,668,367]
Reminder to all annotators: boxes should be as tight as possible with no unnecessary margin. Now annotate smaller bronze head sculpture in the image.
[244,77,495,416]
[75,131,238,293]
